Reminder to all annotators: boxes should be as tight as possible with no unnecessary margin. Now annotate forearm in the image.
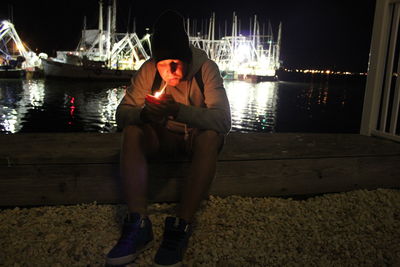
[175,104,231,134]
[116,104,144,129]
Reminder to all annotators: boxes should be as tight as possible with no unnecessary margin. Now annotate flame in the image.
[154,88,164,98]
[154,83,168,98]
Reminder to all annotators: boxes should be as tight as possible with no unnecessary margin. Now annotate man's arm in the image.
[175,60,232,134]
[116,61,156,129]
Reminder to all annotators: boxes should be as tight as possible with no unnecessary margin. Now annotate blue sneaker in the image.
[154,217,192,267]
[106,213,154,266]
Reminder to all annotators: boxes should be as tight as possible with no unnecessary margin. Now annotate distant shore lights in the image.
[285,68,366,76]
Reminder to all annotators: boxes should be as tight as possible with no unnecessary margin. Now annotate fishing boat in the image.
[42,0,150,81]
[189,13,282,82]
[42,53,134,80]
[0,56,25,78]
[0,67,25,79]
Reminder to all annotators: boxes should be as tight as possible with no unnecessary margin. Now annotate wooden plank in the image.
[221,133,400,160]
[1,155,399,206]
[1,133,400,206]
[0,133,121,165]
[1,133,400,166]
[0,164,122,206]
[212,156,400,197]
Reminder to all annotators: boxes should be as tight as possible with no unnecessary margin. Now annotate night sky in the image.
[1,0,376,72]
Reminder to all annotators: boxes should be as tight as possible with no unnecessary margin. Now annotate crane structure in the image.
[57,0,150,71]
[189,12,282,81]
[0,20,41,70]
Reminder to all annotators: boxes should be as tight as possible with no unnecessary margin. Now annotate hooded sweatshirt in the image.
[116,46,232,134]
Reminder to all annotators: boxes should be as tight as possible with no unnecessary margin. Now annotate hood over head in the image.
[151,10,192,64]
[184,45,209,80]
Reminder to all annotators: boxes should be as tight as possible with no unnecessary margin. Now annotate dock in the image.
[0,133,399,206]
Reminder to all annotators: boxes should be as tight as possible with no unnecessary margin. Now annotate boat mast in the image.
[112,0,117,36]
[276,22,282,69]
[249,17,252,38]
[211,12,215,57]
[187,18,190,36]
[98,0,103,57]
[82,16,87,51]
[253,15,257,45]
[232,12,237,54]
[106,1,112,65]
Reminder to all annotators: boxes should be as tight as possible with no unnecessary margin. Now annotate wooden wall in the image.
[1,133,399,206]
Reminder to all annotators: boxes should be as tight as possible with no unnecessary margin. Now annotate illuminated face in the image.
[156,59,187,86]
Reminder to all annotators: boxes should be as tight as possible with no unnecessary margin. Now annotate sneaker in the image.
[154,217,192,267]
[106,213,154,266]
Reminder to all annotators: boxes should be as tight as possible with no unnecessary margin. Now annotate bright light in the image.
[2,20,11,27]
[234,43,251,63]
[16,43,24,51]
[154,88,165,98]
[265,69,276,77]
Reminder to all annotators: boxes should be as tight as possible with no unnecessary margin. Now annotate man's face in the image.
[156,59,187,86]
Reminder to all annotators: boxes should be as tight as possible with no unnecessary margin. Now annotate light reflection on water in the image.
[225,81,278,132]
[0,77,364,134]
[0,79,45,133]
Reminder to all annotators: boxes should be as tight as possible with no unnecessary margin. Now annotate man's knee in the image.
[194,130,223,153]
[122,125,144,141]
[198,129,219,141]
[122,124,159,155]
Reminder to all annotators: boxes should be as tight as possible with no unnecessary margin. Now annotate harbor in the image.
[1,0,400,266]
[0,76,366,134]
[0,0,283,81]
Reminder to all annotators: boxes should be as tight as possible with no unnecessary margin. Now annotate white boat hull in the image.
[42,59,135,81]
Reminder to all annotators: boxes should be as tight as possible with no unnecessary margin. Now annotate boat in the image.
[0,67,25,79]
[237,74,278,82]
[221,70,277,82]
[42,0,149,81]
[42,54,135,81]
[0,57,25,78]
[189,13,282,82]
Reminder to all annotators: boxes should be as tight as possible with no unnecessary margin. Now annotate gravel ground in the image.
[1,188,400,266]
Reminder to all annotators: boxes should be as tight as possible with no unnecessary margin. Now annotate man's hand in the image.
[144,94,180,121]
[140,106,164,123]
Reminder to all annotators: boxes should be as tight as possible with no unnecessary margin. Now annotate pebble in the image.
[0,188,399,266]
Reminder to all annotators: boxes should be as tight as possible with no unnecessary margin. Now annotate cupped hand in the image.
[144,94,180,118]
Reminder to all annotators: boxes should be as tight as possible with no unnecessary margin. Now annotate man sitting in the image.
[106,9,231,266]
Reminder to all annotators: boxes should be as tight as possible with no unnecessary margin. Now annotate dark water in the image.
[0,75,366,134]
